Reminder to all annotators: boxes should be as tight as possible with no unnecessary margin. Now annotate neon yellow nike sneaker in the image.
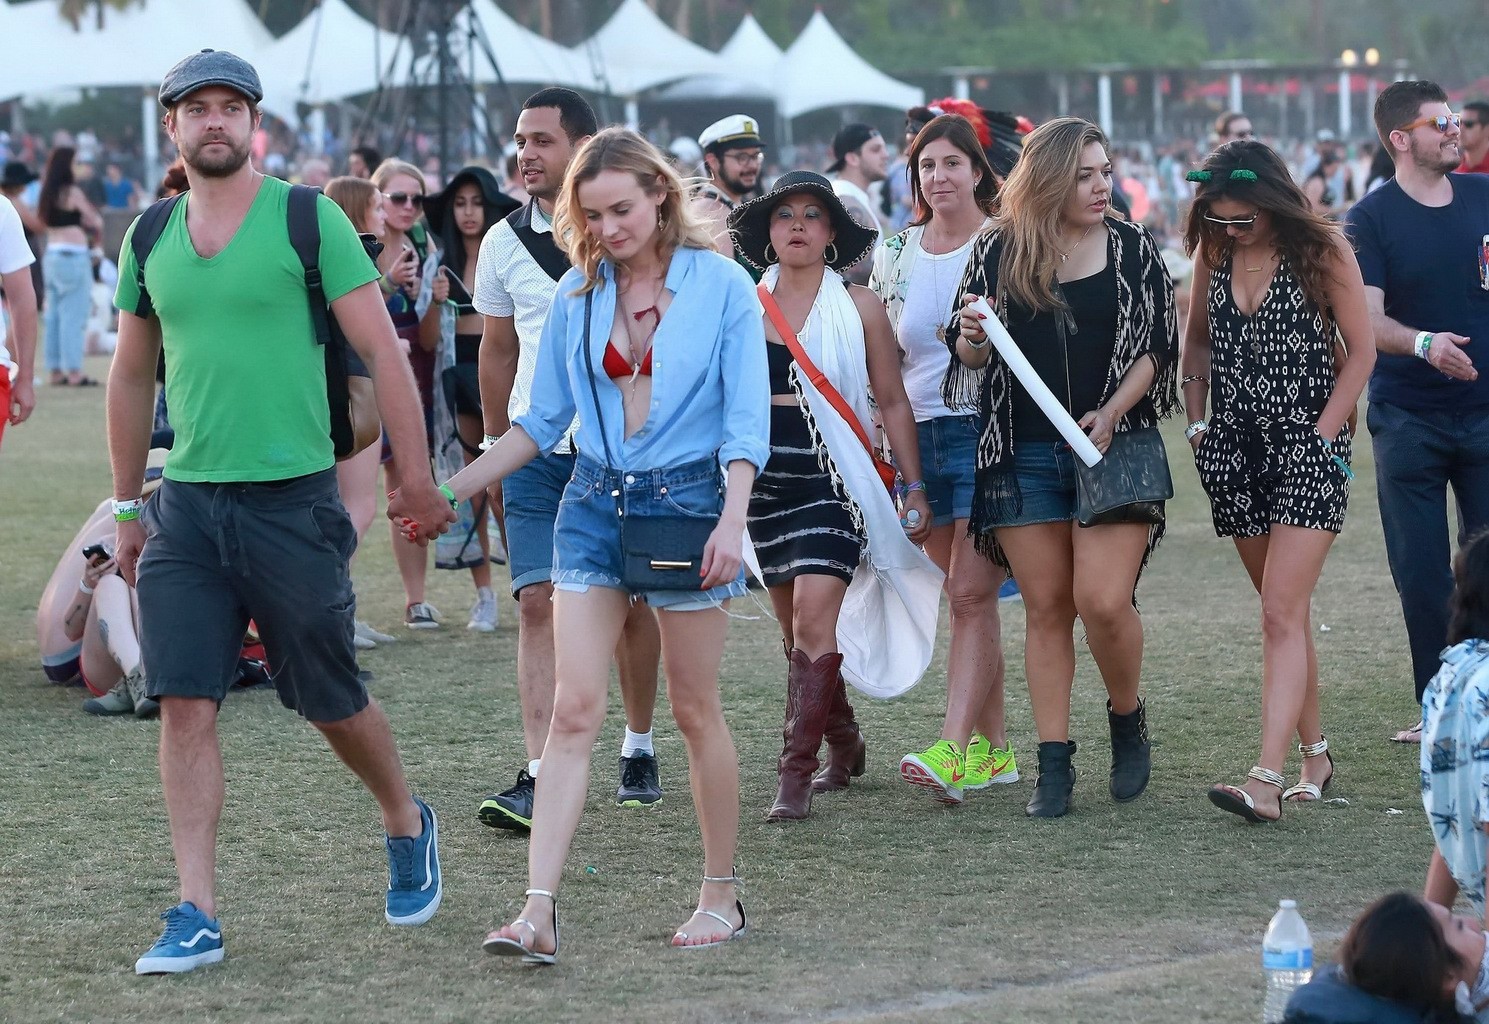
[964,733,1020,789]
[899,739,965,804]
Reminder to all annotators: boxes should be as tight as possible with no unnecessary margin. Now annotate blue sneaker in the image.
[385,796,442,926]
[998,577,1022,603]
[134,901,224,975]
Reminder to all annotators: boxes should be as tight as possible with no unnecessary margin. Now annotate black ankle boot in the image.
[1025,740,1077,818]
[1108,699,1151,803]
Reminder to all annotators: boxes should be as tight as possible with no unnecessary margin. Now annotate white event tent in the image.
[582,0,727,122]
[0,0,277,108]
[460,0,599,91]
[654,12,782,101]
[772,10,923,120]
[257,0,409,114]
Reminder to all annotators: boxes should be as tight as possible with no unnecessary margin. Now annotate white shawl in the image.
[749,266,943,699]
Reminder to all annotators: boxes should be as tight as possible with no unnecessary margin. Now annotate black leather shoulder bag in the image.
[1050,282,1173,528]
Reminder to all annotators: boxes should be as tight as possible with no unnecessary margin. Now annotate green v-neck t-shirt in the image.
[114,175,380,483]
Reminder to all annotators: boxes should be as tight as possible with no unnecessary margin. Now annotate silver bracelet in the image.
[966,334,991,351]
[78,578,94,595]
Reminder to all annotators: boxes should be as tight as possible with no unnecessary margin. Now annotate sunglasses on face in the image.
[385,192,425,208]
[1400,114,1462,134]
[1203,211,1260,228]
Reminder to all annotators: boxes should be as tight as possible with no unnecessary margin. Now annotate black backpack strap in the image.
[506,200,571,283]
[287,184,330,346]
[130,192,186,319]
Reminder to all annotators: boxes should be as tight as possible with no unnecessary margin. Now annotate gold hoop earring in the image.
[824,242,839,265]
[764,242,778,264]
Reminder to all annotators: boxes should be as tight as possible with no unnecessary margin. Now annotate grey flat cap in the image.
[159,49,263,108]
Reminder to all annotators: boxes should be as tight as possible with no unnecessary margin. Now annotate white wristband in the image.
[480,434,500,451]
[1415,331,1434,360]
[1184,420,1208,440]
[77,578,94,595]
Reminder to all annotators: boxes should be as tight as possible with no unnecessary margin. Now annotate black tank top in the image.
[45,205,83,228]
[1007,263,1119,441]
[766,341,794,396]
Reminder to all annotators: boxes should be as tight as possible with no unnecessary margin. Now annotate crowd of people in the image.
[4,42,1489,1020]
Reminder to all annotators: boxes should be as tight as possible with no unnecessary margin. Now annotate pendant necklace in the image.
[1057,223,1096,263]
[621,274,665,397]
[927,221,974,342]
[1243,249,1276,273]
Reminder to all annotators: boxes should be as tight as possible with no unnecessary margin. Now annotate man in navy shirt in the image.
[1346,80,1489,742]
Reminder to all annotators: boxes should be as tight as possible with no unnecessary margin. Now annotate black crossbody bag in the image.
[580,292,721,590]
[1049,282,1172,527]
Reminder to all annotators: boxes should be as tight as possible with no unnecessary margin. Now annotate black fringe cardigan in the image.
[941,218,1180,572]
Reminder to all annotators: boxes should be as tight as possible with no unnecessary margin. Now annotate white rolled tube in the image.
[966,297,1103,468]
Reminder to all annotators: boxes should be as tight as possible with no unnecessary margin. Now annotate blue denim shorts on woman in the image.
[988,441,1080,528]
[552,454,747,611]
[912,415,981,527]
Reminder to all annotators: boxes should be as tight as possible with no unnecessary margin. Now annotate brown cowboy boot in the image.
[812,670,866,793]
[765,649,840,822]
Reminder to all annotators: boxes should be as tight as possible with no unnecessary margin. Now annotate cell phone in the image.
[82,542,109,563]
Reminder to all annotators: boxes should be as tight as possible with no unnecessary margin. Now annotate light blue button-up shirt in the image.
[515,245,770,474]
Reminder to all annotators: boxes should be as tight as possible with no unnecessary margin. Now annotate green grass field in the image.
[0,357,1433,1024]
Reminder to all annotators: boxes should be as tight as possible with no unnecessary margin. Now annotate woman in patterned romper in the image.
[1181,141,1376,824]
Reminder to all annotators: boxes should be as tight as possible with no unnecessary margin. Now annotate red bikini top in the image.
[603,341,653,379]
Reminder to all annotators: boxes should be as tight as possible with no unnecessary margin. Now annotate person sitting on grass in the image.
[1423,530,1489,936]
[35,454,166,716]
[1285,891,1486,1023]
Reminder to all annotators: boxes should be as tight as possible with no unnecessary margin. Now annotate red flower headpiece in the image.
[924,97,991,150]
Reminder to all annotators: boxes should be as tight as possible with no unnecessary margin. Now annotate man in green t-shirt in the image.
[106,49,455,976]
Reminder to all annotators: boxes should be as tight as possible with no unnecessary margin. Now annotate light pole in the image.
[1339,48,1358,138]
[1364,48,1381,125]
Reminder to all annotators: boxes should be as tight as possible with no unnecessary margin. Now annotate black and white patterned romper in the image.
[1194,257,1352,537]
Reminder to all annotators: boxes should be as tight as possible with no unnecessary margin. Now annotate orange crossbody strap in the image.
[757,283,876,457]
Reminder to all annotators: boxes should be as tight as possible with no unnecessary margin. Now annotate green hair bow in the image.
[1185,168,1259,183]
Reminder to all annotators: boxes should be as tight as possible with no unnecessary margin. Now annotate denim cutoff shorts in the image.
[912,415,981,527]
[988,441,1080,528]
[552,454,747,611]
[503,450,577,596]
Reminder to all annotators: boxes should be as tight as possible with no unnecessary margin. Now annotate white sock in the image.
[527,758,541,778]
[622,728,654,757]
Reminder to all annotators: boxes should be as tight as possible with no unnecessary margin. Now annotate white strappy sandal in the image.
[672,874,748,950]
[1283,737,1334,802]
[482,888,559,965]
[1208,765,1286,823]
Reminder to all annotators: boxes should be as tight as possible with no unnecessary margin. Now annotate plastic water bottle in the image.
[1262,899,1313,1023]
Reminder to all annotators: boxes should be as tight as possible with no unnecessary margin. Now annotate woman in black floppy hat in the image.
[729,171,942,822]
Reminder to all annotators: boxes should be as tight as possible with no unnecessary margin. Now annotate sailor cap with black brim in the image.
[699,114,766,153]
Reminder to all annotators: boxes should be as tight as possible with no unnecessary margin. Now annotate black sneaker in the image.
[616,751,662,808]
[478,768,535,833]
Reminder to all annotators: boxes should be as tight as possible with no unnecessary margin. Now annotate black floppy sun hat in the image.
[726,170,878,274]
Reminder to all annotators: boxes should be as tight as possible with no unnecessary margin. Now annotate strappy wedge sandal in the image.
[1283,738,1335,802]
[482,888,559,965]
[1208,766,1286,823]
[671,874,748,950]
